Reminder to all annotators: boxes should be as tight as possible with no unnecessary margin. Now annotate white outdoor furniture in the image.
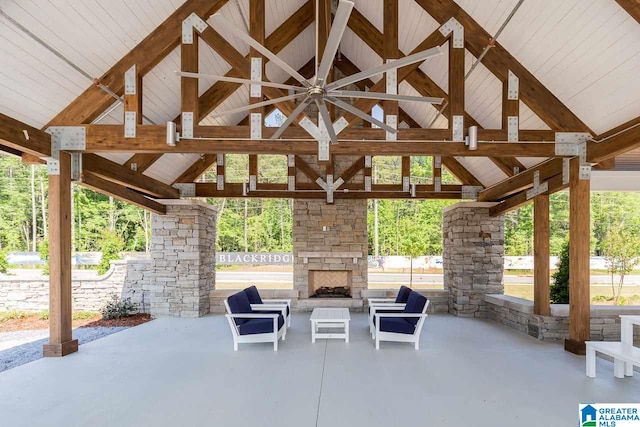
[310,308,351,343]
[367,286,412,335]
[369,303,406,337]
[586,315,640,378]
[374,292,429,350]
[244,285,292,327]
[224,291,286,351]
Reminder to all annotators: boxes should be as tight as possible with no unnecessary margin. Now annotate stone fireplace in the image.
[293,197,368,302]
[308,270,352,298]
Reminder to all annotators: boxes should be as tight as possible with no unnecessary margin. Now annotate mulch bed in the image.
[80,313,152,328]
[0,313,152,332]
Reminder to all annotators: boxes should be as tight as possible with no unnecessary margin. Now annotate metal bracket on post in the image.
[434,156,442,169]
[333,117,349,135]
[562,158,570,185]
[402,176,410,193]
[526,170,549,200]
[249,175,257,191]
[452,116,464,142]
[461,186,483,200]
[181,112,194,139]
[386,114,397,141]
[182,13,207,44]
[434,176,441,192]
[250,57,262,98]
[507,116,518,142]
[439,17,464,48]
[386,60,397,95]
[45,135,60,175]
[216,154,224,190]
[507,70,519,100]
[70,153,82,182]
[365,155,372,168]
[173,183,196,197]
[410,183,416,198]
[124,65,137,95]
[250,113,262,140]
[124,112,137,138]
[364,176,371,192]
[46,127,86,150]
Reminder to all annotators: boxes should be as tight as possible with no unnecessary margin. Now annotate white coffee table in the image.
[310,308,351,343]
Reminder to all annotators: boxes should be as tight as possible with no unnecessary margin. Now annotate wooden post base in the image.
[564,338,586,355]
[43,339,79,357]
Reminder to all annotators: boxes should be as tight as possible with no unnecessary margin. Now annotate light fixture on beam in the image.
[466,125,478,151]
[166,122,178,146]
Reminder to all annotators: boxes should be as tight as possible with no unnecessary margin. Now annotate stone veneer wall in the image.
[485,294,640,344]
[0,260,153,312]
[443,202,505,317]
[150,200,217,317]
[293,198,368,299]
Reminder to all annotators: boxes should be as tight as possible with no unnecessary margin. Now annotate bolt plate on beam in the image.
[434,156,442,169]
[580,165,591,180]
[182,13,207,43]
[555,143,579,156]
[533,170,540,187]
[562,158,570,185]
[333,117,349,135]
[364,176,371,192]
[434,176,441,192]
[507,70,519,100]
[439,17,464,48]
[299,117,321,140]
[318,140,330,161]
[386,115,397,141]
[47,160,60,175]
[182,112,194,139]
[70,153,82,182]
[386,62,397,95]
[461,186,483,199]
[288,155,295,167]
[452,116,464,142]
[46,127,86,150]
[216,154,224,166]
[173,183,196,197]
[526,181,549,200]
[250,57,262,98]
[249,175,256,191]
[216,175,224,191]
[403,176,410,192]
[288,176,295,191]
[124,65,137,95]
[124,112,137,138]
[555,132,591,143]
[507,116,518,142]
[250,113,262,140]
[365,155,372,168]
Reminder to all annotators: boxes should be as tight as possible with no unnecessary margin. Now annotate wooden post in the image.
[533,194,550,315]
[43,152,78,357]
[249,0,265,190]
[565,157,591,355]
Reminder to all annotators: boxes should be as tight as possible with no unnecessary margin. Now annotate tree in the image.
[97,230,125,275]
[550,240,570,304]
[602,223,640,305]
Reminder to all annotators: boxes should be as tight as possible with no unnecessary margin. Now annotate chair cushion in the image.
[227,291,253,325]
[238,314,284,335]
[243,286,263,305]
[373,316,416,334]
[403,291,428,326]
[395,286,412,303]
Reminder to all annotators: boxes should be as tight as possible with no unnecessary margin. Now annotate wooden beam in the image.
[448,25,464,129]
[173,154,217,183]
[592,158,615,170]
[616,0,640,24]
[295,155,322,183]
[43,152,77,357]
[587,116,640,163]
[565,156,590,355]
[478,158,563,202]
[533,194,550,316]
[82,154,179,199]
[21,153,46,164]
[441,157,483,187]
[489,173,567,216]
[124,154,163,173]
[47,0,228,126]
[82,172,167,215]
[0,112,51,157]
[502,75,519,130]
[490,157,526,177]
[181,21,199,122]
[415,0,592,133]
[248,0,265,188]
[339,157,365,183]
[197,1,314,121]
[0,144,23,157]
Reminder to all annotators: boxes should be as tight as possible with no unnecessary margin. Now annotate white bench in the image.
[585,341,640,378]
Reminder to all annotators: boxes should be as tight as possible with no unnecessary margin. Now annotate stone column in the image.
[443,202,504,317]
[150,200,217,317]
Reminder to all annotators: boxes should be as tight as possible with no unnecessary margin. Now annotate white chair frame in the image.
[374,300,430,350]
[224,299,287,351]
[253,298,292,327]
[368,303,406,337]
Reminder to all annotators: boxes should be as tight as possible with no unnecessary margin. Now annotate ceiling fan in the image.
[176,0,444,144]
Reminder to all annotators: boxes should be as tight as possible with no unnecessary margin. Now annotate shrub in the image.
[97,230,125,275]
[616,296,628,306]
[0,310,29,321]
[37,310,49,320]
[38,239,49,276]
[591,295,608,302]
[100,294,137,320]
[72,311,97,320]
[550,240,570,304]
[0,249,8,274]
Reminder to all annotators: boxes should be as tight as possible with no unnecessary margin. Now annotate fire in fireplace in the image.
[310,286,352,298]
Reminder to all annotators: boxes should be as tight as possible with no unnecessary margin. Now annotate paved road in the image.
[215,271,640,286]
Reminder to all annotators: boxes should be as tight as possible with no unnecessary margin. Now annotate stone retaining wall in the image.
[485,294,640,344]
[0,259,153,312]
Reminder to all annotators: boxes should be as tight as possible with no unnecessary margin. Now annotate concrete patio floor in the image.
[0,313,637,427]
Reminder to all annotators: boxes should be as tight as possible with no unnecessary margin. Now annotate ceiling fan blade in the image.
[315,0,354,86]
[325,47,442,91]
[210,14,311,87]
[315,100,339,145]
[330,90,443,104]
[208,93,306,119]
[271,97,312,139]
[176,71,307,92]
[325,96,396,133]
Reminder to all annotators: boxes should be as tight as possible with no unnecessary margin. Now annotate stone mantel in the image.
[298,252,362,264]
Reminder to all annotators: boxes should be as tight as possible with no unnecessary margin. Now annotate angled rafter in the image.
[47,0,228,127]
[415,0,592,133]
[173,154,218,184]
[616,0,640,24]
[82,172,167,215]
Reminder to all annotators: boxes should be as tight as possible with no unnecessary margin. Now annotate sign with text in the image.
[216,252,294,265]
